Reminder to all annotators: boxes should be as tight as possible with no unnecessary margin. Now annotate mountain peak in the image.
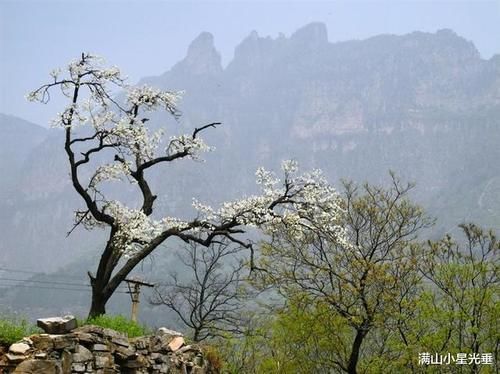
[290,22,328,46]
[176,32,222,75]
[187,32,216,55]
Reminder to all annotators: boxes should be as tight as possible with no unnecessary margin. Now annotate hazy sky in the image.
[1,0,499,126]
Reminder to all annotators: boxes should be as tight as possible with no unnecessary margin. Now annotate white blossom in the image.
[281,159,298,174]
[25,91,41,102]
[50,103,87,128]
[49,68,62,80]
[193,161,348,244]
[127,85,182,114]
[167,135,213,159]
[89,162,133,190]
[101,201,190,256]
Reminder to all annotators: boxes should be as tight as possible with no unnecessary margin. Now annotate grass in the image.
[83,314,151,337]
[0,315,41,345]
[0,314,150,346]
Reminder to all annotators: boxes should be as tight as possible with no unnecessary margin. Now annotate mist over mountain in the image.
[1,23,499,320]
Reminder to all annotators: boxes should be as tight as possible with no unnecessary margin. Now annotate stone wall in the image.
[0,323,214,373]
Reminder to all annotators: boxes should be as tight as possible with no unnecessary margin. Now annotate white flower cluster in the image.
[167,135,213,159]
[25,91,41,102]
[88,107,118,131]
[101,201,190,256]
[67,59,87,81]
[66,54,122,83]
[127,85,182,113]
[94,66,121,81]
[89,162,133,190]
[27,55,189,165]
[51,104,87,128]
[50,68,62,80]
[104,117,164,161]
[193,161,347,241]
[281,159,299,174]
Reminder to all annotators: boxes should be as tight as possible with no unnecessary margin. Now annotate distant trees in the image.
[28,53,347,318]
[151,240,249,342]
[417,224,499,372]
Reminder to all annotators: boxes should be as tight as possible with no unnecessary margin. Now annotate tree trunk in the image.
[88,283,110,318]
[86,230,171,319]
[347,328,366,374]
[87,229,120,319]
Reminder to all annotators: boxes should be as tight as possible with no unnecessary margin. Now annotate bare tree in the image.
[28,53,347,317]
[151,240,248,341]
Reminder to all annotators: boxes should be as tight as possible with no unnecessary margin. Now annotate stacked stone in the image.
[0,316,208,374]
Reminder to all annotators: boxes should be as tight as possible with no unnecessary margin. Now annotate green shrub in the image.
[0,316,41,345]
[84,315,150,337]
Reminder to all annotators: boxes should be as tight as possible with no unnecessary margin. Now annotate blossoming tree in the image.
[29,53,347,318]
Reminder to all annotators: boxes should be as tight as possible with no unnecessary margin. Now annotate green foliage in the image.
[0,315,41,345]
[265,298,352,373]
[83,315,151,337]
[220,222,499,373]
[216,315,277,374]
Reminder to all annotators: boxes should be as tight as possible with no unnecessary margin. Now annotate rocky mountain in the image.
[1,23,499,320]
[142,23,500,232]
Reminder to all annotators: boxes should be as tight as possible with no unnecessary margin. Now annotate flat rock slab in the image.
[37,315,77,334]
[9,343,30,355]
[157,327,183,337]
[167,336,185,352]
[6,353,27,363]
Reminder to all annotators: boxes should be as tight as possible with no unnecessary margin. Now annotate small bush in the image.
[84,315,150,337]
[0,316,41,345]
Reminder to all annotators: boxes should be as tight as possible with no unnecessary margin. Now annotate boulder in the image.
[36,315,77,334]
